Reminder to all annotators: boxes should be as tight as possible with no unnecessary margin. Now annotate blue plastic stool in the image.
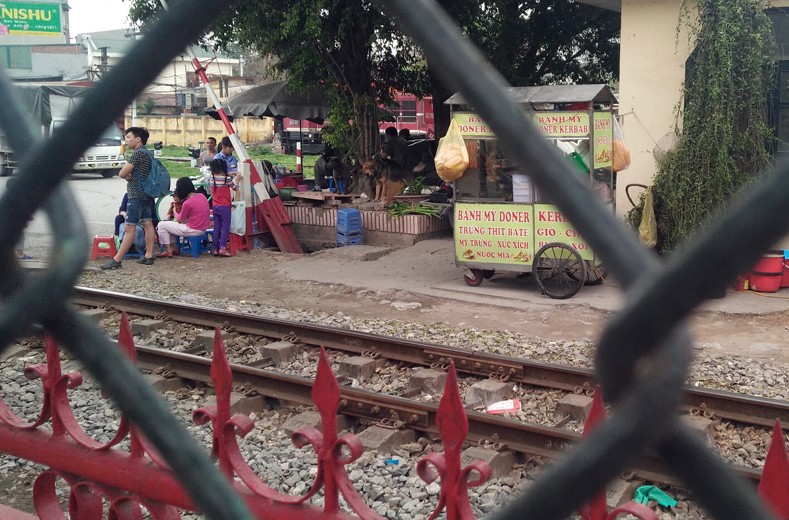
[179,232,212,258]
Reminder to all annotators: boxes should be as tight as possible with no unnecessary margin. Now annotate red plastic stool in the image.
[228,233,251,256]
[91,235,118,260]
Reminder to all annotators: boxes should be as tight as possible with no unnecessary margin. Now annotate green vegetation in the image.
[628,0,775,253]
[130,0,619,161]
[158,145,318,179]
[386,201,441,217]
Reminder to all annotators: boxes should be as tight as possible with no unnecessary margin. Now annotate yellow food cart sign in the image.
[451,113,494,138]
[593,112,613,168]
[454,202,594,264]
[452,111,591,139]
[531,112,590,137]
[455,203,535,265]
[533,204,593,260]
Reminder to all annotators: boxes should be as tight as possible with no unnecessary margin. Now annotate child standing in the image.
[208,158,239,256]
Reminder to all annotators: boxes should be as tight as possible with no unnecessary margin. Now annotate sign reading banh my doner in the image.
[0,2,61,37]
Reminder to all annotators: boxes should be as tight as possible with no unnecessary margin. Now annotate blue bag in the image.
[138,148,171,198]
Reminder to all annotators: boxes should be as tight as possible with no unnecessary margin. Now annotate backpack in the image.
[137,148,171,198]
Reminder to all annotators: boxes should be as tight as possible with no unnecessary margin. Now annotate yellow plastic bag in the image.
[612,118,631,172]
[639,186,657,248]
[435,120,469,182]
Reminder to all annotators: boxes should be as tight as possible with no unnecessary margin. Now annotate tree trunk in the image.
[350,96,381,164]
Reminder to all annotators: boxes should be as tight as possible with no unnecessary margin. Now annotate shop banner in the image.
[593,112,613,168]
[454,203,535,265]
[533,204,593,260]
[451,112,494,138]
[0,2,61,36]
[453,111,591,139]
[531,112,590,137]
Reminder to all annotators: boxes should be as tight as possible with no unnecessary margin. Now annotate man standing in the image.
[101,127,157,270]
[200,136,217,167]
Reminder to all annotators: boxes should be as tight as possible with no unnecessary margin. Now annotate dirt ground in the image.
[91,237,789,366]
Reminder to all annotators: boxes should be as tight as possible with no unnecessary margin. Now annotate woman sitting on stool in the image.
[156,177,211,258]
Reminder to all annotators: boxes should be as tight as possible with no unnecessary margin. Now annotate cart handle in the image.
[625,183,649,208]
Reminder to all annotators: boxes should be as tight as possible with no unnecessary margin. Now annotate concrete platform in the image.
[275,238,789,316]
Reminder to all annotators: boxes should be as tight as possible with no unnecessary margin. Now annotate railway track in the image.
[64,286,786,486]
[72,286,789,431]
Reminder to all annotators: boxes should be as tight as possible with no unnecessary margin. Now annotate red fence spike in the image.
[579,387,609,520]
[117,312,138,363]
[416,361,491,520]
[758,420,789,519]
[209,327,233,475]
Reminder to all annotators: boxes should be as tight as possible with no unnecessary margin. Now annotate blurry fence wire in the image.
[374,1,788,520]
[0,0,785,518]
[0,1,254,519]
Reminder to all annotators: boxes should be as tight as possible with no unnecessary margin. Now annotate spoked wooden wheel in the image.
[533,243,586,299]
[584,261,607,286]
[463,269,484,287]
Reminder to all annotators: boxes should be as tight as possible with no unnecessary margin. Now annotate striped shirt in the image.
[209,173,238,206]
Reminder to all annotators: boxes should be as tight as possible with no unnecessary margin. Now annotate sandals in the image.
[156,251,173,258]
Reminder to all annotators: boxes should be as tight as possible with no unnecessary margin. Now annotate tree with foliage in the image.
[127,0,619,162]
[430,0,620,135]
[643,0,775,253]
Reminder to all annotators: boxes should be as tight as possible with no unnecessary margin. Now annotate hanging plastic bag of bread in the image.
[612,117,631,172]
[435,119,469,182]
[638,186,657,248]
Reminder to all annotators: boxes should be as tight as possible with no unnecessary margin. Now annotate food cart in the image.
[447,85,618,299]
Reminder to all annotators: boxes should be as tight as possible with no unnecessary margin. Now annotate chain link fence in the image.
[0,0,785,518]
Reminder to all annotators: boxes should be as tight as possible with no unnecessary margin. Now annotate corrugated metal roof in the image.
[445,84,617,106]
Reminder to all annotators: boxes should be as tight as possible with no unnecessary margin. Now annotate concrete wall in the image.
[123,114,273,147]
[616,0,695,216]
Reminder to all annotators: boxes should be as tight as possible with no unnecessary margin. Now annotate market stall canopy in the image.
[444,84,617,107]
[206,80,330,123]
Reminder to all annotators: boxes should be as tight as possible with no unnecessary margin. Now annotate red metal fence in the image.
[2,0,789,518]
[0,315,786,519]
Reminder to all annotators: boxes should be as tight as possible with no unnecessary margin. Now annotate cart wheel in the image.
[464,269,484,287]
[584,261,607,286]
[482,270,495,279]
[533,243,586,299]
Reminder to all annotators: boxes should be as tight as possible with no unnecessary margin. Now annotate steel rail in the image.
[73,287,789,429]
[132,344,763,486]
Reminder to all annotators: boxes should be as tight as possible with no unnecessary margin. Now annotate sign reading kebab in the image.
[0,2,61,37]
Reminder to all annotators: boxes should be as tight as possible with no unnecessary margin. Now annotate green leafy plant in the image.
[403,176,426,195]
[142,97,156,115]
[637,0,776,253]
[387,201,441,217]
